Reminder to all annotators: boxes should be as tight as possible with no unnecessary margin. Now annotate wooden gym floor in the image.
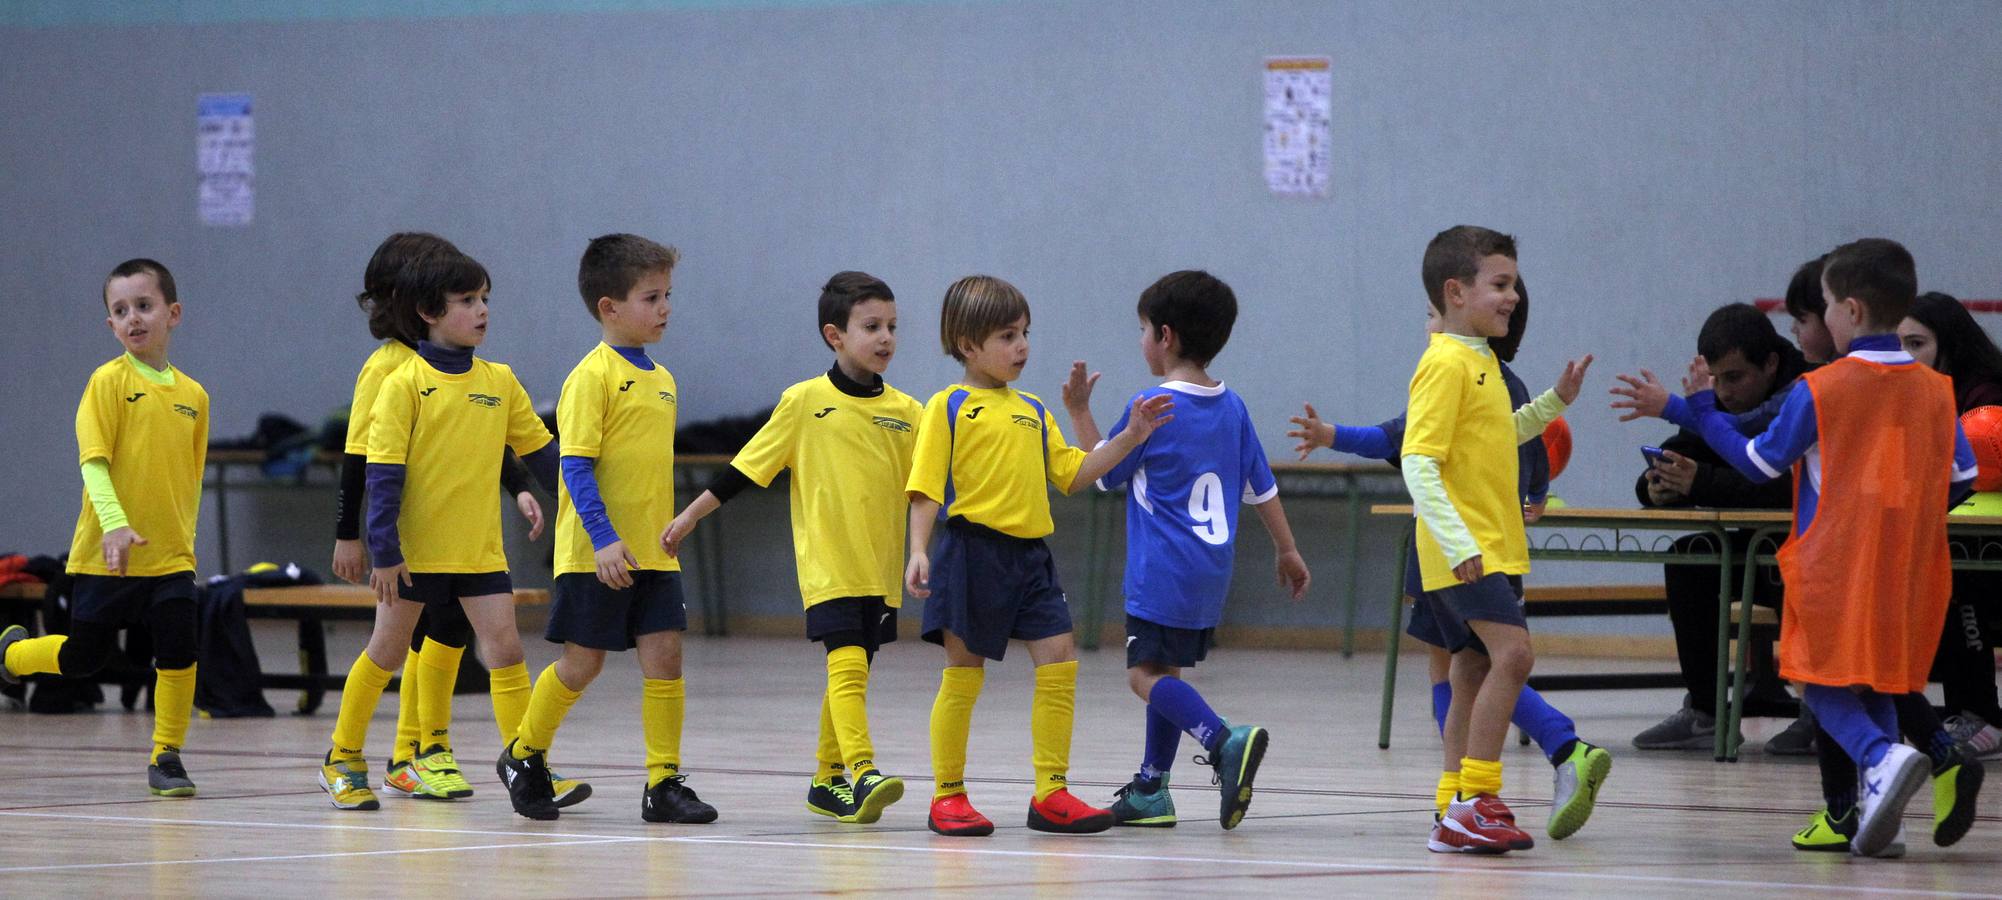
[0,629,1995,898]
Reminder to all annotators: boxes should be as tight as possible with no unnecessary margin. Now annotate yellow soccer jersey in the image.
[554,343,680,575]
[905,385,1087,540]
[367,356,552,573]
[342,340,416,455]
[69,356,209,577]
[731,373,923,607]
[1403,333,1529,591]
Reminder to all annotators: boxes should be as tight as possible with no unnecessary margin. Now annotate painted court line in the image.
[0,809,1992,897]
[0,836,645,873]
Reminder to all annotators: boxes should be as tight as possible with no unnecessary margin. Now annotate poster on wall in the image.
[197,93,254,227]
[1263,57,1331,198]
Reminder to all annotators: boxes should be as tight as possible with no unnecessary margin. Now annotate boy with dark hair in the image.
[1617,303,1808,753]
[905,275,1172,836]
[663,269,921,825]
[503,233,717,824]
[1785,255,1835,364]
[1402,226,1591,853]
[1621,237,1977,858]
[2,259,208,797]
[1062,270,1309,830]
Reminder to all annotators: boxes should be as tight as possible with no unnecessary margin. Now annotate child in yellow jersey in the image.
[501,234,717,824]
[904,275,1173,836]
[2,260,207,798]
[331,232,561,805]
[315,249,562,814]
[1403,226,1591,855]
[664,271,922,825]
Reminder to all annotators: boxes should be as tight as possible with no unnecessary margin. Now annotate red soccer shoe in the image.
[928,793,995,837]
[1429,793,1534,854]
[1027,788,1115,834]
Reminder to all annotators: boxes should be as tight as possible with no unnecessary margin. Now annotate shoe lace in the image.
[155,755,188,779]
[1193,754,1221,786]
[826,780,857,805]
[1944,715,1982,743]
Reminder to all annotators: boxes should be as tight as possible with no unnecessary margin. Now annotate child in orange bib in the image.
[1630,238,1976,858]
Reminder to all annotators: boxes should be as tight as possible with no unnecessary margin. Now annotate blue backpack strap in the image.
[941,389,970,520]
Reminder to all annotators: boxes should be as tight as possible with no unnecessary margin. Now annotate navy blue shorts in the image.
[1410,571,1527,654]
[400,571,511,605]
[921,518,1073,661]
[548,571,687,651]
[1124,613,1213,669]
[806,596,899,655]
[70,572,196,626]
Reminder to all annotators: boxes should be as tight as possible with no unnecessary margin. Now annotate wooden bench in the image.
[1516,582,1775,694]
[244,584,548,714]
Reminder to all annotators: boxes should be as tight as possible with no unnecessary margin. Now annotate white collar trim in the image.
[1850,349,1914,364]
[1161,380,1225,397]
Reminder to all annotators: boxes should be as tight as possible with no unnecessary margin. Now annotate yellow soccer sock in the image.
[487,662,532,747]
[1030,660,1078,803]
[390,645,422,764]
[814,689,846,782]
[151,664,197,764]
[416,640,464,751]
[929,667,984,799]
[330,652,396,762]
[4,634,65,676]
[514,664,584,759]
[826,646,876,777]
[1458,757,1503,798]
[1435,770,1459,817]
[643,677,686,787]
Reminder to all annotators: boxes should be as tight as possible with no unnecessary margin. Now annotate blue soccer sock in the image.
[1512,686,1579,764]
[1149,676,1227,753]
[1430,681,1451,736]
[1140,706,1179,781]
[1802,684,1894,768]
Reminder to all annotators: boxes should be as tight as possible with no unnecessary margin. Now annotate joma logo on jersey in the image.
[659,391,677,405]
[1476,373,1487,386]
[619,380,636,392]
[172,404,198,419]
[420,387,438,397]
[965,406,984,420]
[125,392,145,403]
[872,416,913,432]
[814,407,837,418]
[1010,414,1039,429]
[467,393,502,408]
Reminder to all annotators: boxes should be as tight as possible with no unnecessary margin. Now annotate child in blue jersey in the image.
[1291,280,1612,840]
[1062,271,1310,830]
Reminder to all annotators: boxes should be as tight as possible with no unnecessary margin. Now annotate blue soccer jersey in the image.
[1098,381,1278,630]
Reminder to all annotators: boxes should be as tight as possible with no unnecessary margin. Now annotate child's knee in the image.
[1489,642,1535,682]
[637,631,683,679]
[1127,665,1169,700]
[560,644,607,684]
[476,629,525,668]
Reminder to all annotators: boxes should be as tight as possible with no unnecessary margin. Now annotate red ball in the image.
[1961,406,2002,491]
[1543,416,1573,480]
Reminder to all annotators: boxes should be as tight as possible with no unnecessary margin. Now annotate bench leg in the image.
[1342,476,1362,658]
[296,615,327,716]
[1378,524,1412,750]
[1710,531,1736,761]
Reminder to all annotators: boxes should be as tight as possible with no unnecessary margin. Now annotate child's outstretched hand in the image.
[1286,403,1335,460]
[1119,393,1175,442]
[515,491,545,541]
[1062,360,1100,414]
[1682,355,1714,395]
[1276,550,1310,600]
[1609,370,1669,421]
[1554,354,1595,405]
[102,526,146,576]
[659,511,695,558]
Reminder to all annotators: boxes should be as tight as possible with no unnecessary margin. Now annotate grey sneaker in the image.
[0,624,26,685]
[1945,714,2002,760]
[1633,704,1718,750]
[1765,708,1818,756]
[148,751,196,797]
